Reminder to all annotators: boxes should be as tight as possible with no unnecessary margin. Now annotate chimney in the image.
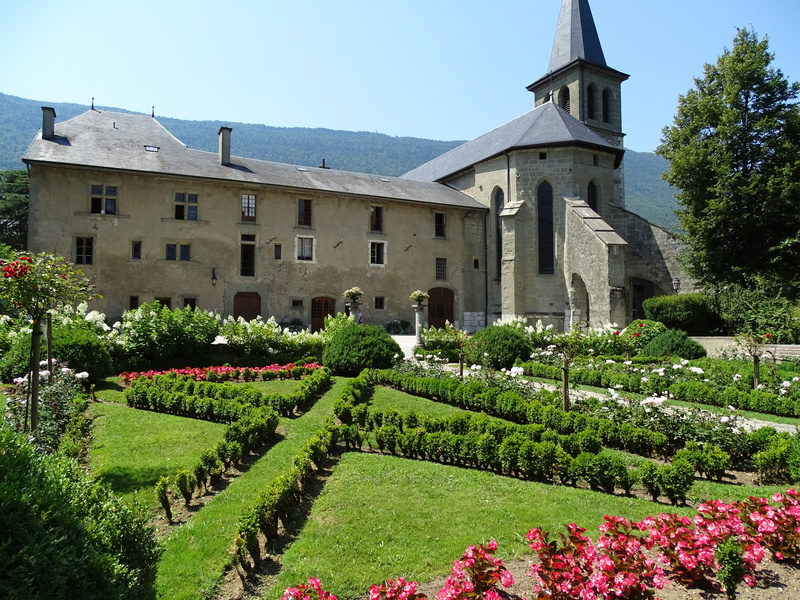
[218,126,232,165]
[42,107,57,140]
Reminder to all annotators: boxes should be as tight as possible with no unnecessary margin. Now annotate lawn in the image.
[263,451,692,600]
[83,371,797,600]
[88,402,225,507]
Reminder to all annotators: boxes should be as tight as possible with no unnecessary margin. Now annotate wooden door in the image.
[311,296,335,332]
[233,292,261,321]
[427,287,454,329]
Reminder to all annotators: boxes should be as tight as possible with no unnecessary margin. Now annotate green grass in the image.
[88,402,225,507]
[154,377,348,600]
[245,379,301,395]
[370,385,467,418]
[263,452,693,600]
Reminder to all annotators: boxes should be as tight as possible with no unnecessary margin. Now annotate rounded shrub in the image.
[642,293,725,335]
[641,329,707,360]
[465,325,533,370]
[322,323,403,375]
[53,322,114,384]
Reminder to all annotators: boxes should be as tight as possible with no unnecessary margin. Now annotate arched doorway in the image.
[311,296,336,332]
[233,292,261,321]
[631,278,655,321]
[427,287,454,329]
[570,274,589,329]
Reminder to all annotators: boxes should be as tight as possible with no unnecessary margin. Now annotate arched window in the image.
[586,84,596,120]
[602,89,610,123]
[588,181,598,212]
[494,188,505,278]
[537,182,554,274]
[559,86,571,114]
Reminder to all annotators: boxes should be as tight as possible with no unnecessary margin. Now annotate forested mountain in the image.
[0,92,678,229]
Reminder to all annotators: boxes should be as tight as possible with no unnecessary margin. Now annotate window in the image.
[154,297,171,309]
[434,212,446,238]
[588,181,599,212]
[370,241,385,265]
[241,234,255,276]
[131,241,142,260]
[297,236,314,261]
[539,152,547,160]
[274,243,282,260]
[374,297,385,310]
[183,298,197,309]
[494,188,504,278]
[90,184,117,214]
[602,89,610,123]
[538,181,555,274]
[559,86,570,113]
[175,192,198,220]
[76,237,93,265]
[298,199,312,227]
[241,193,256,222]
[435,257,447,281]
[587,84,596,120]
[129,296,139,310]
[292,299,304,308]
[370,206,383,232]
[166,243,190,261]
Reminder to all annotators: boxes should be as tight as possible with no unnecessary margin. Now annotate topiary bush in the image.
[641,329,707,360]
[465,325,532,370]
[642,293,725,335]
[322,323,403,375]
[52,321,114,384]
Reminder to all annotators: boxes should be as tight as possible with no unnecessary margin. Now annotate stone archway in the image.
[570,274,589,329]
[428,287,454,329]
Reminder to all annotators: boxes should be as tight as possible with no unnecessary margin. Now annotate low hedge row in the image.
[232,419,339,575]
[367,369,669,458]
[125,368,331,419]
[518,360,800,419]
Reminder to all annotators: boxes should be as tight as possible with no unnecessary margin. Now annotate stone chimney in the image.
[42,107,57,140]
[218,126,232,165]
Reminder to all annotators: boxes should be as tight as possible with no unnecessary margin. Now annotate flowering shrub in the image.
[437,540,513,600]
[3,361,89,452]
[409,290,429,304]
[527,522,664,600]
[370,578,427,600]
[284,577,338,600]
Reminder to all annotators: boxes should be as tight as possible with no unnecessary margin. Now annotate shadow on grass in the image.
[237,451,343,595]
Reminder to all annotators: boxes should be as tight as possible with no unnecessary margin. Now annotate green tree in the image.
[657,27,800,295]
[0,252,95,431]
[0,169,29,250]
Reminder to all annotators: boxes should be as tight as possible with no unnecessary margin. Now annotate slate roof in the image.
[549,0,606,72]
[400,99,624,183]
[22,109,486,211]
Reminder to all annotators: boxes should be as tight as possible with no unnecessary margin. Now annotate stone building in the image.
[22,0,686,331]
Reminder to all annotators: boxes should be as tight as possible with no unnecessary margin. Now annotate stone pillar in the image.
[413,303,425,348]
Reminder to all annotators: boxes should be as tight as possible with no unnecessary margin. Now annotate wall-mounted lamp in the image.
[211,268,218,287]
[671,277,681,294]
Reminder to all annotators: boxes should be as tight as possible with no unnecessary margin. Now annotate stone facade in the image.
[22,0,690,332]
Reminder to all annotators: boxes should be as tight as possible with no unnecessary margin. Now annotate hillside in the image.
[0,92,678,229]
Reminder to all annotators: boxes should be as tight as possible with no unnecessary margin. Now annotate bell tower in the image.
[527,0,629,148]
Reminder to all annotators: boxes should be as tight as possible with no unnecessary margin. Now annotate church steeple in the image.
[527,0,628,147]
[548,0,606,71]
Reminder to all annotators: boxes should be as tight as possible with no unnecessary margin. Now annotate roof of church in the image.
[22,109,486,211]
[400,99,623,183]
[549,0,606,71]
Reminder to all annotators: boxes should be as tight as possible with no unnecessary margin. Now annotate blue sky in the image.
[2,0,798,153]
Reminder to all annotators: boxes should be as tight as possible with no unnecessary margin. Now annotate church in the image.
[22,0,686,332]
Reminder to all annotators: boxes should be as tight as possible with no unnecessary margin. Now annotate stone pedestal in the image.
[413,303,425,348]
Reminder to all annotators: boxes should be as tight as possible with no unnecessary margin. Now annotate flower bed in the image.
[119,363,323,385]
